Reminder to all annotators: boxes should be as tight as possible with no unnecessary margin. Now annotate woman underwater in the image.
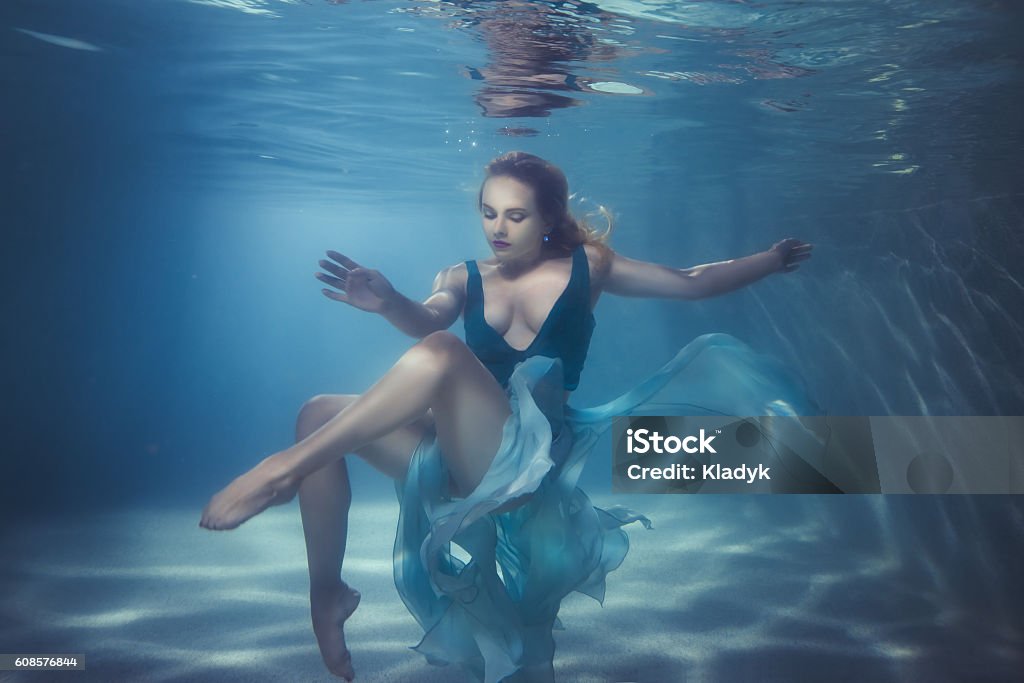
[200,151,812,682]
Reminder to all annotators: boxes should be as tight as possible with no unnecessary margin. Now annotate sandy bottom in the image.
[1,495,1020,682]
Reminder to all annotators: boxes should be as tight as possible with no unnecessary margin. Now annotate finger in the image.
[321,289,349,303]
[319,258,350,279]
[327,250,362,270]
[315,272,346,290]
[780,246,811,260]
[787,252,812,263]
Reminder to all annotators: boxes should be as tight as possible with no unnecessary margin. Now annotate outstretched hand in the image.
[316,250,397,313]
[769,238,813,273]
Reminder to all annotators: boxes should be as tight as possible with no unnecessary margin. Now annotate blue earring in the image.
[543,233,550,243]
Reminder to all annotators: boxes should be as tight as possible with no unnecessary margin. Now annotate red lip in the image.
[493,241,510,248]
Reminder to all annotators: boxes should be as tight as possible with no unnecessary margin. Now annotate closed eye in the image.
[483,213,525,222]
[481,204,528,222]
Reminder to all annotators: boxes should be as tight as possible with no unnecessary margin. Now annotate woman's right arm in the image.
[378,264,466,338]
[317,251,466,338]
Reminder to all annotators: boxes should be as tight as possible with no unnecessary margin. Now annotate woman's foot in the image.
[199,455,300,530]
[311,581,362,681]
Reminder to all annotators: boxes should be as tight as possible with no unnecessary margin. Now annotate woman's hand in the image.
[768,238,813,273]
[316,250,397,313]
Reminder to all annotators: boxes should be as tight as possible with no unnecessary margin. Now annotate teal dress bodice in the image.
[464,244,595,391]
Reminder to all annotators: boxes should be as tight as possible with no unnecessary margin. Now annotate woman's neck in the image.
[493,245,561,279]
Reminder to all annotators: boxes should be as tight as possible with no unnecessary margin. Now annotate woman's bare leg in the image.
[300,455,360,682]
[199,331,511,531]
[295,394,430,681]
[198,332,513,681]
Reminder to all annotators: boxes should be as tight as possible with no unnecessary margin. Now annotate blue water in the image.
[1,1,1022,681]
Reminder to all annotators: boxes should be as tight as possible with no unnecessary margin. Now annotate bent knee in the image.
[417,330,470,362]
[420,330,464,350]
[296,393,357,438]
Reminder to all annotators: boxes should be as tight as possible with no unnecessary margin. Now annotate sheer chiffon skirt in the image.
[393,333,815,683]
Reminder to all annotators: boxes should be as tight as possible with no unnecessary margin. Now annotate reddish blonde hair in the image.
[478,152,613,259]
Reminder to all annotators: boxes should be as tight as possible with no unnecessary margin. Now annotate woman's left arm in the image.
[602,238,812,300]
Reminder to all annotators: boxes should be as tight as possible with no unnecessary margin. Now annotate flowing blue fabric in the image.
[393,333,815,683]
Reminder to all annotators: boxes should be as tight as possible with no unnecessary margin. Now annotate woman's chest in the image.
[480,267,571,345]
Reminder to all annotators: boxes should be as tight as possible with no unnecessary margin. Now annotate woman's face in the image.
[480,175,548,262]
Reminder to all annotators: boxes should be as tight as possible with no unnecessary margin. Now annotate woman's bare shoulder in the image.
[442,261,470,276]
[432,261,469,293]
